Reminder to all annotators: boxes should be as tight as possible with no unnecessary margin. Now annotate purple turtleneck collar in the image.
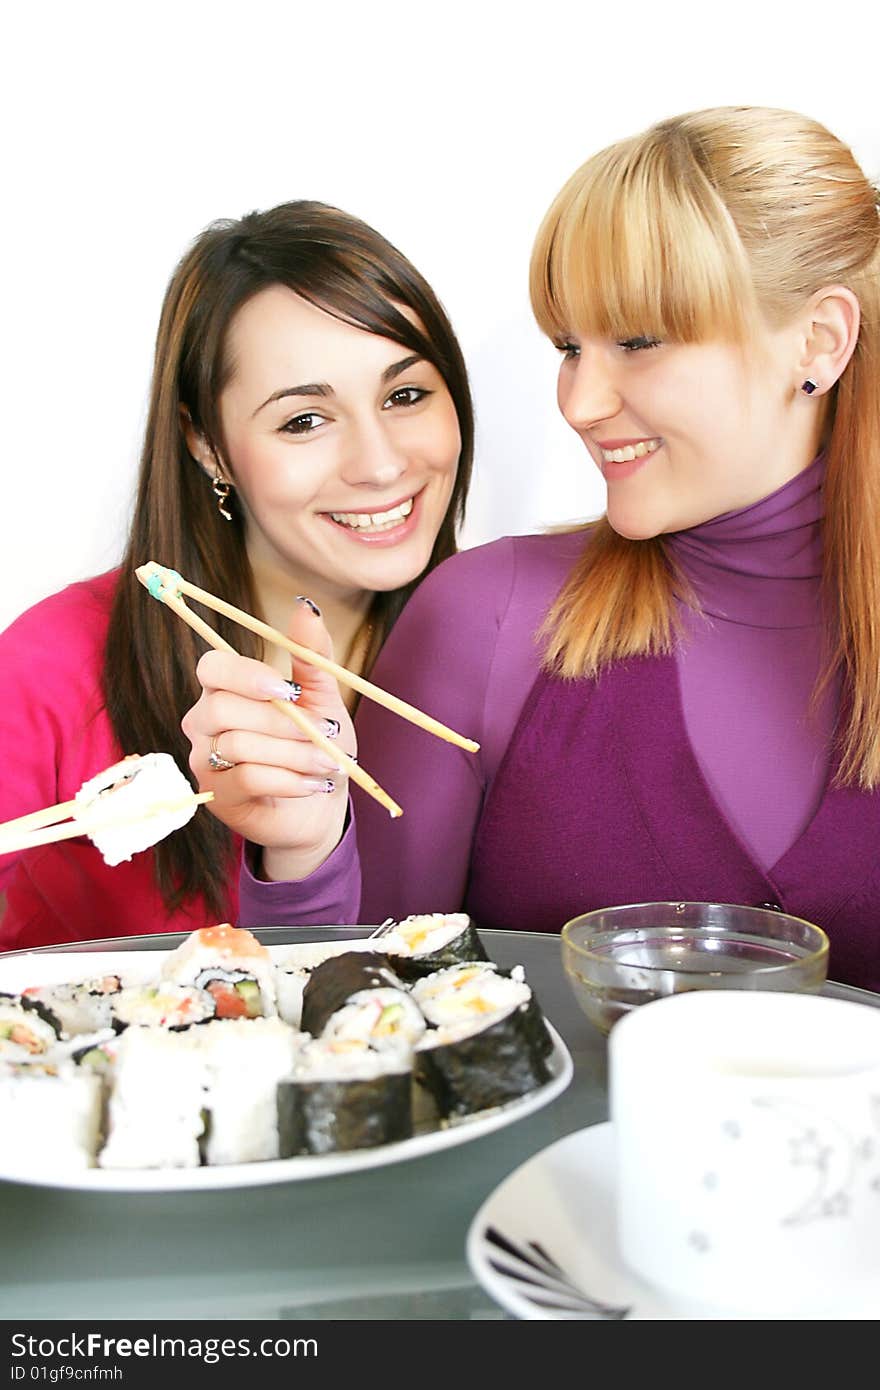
[667,453,826,629]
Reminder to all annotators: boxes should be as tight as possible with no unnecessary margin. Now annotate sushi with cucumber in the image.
[110,983,216,1032]
[278,1038,413,1155]
[0,993,62,1060]
[300,952,405,1037]
[161,923,277,1019]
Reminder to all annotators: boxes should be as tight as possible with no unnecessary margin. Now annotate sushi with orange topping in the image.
[160,923,277,1019]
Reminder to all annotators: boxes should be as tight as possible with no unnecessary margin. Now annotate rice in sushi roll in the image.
[194,1017,301,1165]
[278,1038,413,1155]
[24,976,122,1039]
[0,1060,103,1172]
[299,951,404,1037]
[110,983,216,1032]
[98,1027,206,1170]
[74,752,199,866]
[161,923,277,1019]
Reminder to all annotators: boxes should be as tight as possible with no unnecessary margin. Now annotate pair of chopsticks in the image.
[0,791,214,856]
[135,562,479,819]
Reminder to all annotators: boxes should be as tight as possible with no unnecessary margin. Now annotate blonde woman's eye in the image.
[280,413,326,435]
[554,340,580,360]
[383,386,429,409]
[617,336,661,352]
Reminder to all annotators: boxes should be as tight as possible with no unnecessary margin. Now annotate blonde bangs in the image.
[529,132,757,346]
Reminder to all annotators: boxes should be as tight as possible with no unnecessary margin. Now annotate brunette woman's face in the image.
[215,286,461,598]
[554,327,816,538]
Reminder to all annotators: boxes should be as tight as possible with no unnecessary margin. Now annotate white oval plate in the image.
[0,946,572,1193]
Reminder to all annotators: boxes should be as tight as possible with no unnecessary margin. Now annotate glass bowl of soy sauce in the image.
[561,901,829,1036]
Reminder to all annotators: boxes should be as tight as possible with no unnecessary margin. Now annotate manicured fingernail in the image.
[260,678,302,701]
[320,718,340,739]
[304,778,335,794]
[296,596,322,618]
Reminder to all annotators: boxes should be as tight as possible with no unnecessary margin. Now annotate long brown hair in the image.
[105,202,474,916]
[529,107,880,785]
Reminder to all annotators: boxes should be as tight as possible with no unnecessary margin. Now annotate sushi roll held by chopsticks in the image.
[0,752,213,862]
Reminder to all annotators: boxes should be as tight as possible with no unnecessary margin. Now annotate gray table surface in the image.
[0,927,876,1321]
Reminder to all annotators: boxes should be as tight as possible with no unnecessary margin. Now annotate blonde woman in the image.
[190,108,880,991]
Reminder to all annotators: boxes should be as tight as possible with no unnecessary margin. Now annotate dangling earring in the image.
[212,470,233,521]
[801,379,819,395]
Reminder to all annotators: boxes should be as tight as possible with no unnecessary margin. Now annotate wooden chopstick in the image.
[0,793,214,856]
[0,800,79,836]
[138,578,403,819]
[136,562,479,754]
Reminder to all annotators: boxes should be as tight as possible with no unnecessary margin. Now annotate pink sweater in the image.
[0,571,238,948]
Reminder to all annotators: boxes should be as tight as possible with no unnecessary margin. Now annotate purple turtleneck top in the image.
[669,453,836,871]
[240,455,846,938]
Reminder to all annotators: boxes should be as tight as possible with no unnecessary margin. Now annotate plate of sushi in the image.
[0,915,572,1191]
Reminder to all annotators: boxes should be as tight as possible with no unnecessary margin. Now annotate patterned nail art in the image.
[284,680,302,702]
[295,596,322,618]
[321,718,340,739]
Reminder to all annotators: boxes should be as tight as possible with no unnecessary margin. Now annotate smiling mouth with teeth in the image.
[598,438,663,465]
[327,496,415,532]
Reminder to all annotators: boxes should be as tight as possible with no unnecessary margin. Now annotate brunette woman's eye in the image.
[383,386,429,409]
[617,336,662,352]
[280,413,326,435]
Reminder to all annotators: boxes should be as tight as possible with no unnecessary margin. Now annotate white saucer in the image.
[466,1122,876,1320]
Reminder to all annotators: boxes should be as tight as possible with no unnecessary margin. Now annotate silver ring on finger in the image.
[208,734,236,772]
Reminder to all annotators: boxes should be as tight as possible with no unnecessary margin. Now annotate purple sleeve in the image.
[352,541,517,923]
[237,816,361,927]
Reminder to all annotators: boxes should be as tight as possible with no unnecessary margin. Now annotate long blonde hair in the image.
[529,107,880,786]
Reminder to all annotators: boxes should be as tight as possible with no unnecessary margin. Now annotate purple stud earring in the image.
[801,379,819,395]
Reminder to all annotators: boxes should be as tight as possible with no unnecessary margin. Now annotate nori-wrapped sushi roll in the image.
[300,951,404,1037]
[413,966,551,1117]
[278,1040,413,1155]
[376,913,489,982]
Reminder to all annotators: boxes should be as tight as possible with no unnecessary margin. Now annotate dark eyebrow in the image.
[382,353,423,383]
[252,354,426,418]
[253,382,332,416]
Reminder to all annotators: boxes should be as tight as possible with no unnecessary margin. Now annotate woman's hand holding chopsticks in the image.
[182,599,356,881]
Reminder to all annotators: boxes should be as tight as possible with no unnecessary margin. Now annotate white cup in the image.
[609,990,880,1317]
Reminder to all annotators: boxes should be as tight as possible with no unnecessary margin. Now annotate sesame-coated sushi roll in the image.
[299,951,404,1037]
[278,1039,413,1155]
[98,1027,206,1170]
[110,983,216,1032]
[194,1017,301,1165]
[24,976,122,1040]
[161,923,277,1019]
[378,913,489,981]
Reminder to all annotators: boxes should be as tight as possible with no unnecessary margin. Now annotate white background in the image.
[2,0,877,631]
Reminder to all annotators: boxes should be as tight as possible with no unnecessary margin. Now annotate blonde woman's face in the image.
[217,286,460,598]
[555,328,817,539]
